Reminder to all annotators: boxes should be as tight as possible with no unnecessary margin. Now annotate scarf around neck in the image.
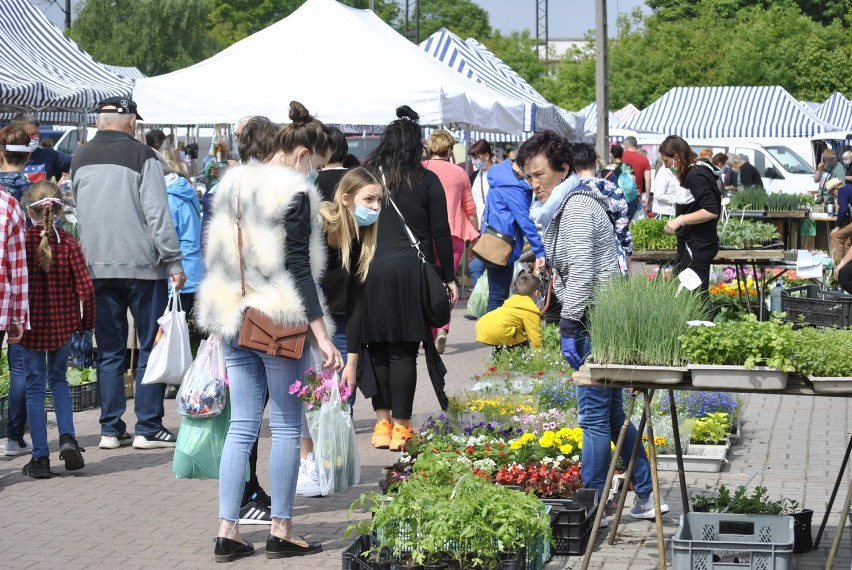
[530,173,580,230]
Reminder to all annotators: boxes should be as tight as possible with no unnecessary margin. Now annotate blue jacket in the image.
[837,182,852,228]
[166,173,202,294]
[484,160,545,263]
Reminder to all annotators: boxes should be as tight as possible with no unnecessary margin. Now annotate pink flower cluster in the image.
[289,367,352,410]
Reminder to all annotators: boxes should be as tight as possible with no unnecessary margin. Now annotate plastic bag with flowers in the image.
[176,336,227,417]
[291,367,360,495]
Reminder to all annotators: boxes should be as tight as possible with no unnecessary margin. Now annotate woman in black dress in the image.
[660,135,722,291]
[361,106,456,452]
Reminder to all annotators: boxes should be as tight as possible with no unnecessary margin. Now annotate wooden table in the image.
[574,368,852,570]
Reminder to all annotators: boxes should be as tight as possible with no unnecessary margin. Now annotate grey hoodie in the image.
[71,130,183,280]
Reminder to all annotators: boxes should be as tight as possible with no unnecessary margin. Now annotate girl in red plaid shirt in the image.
[19,181,95,479]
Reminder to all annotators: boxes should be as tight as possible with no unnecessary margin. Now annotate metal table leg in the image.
[668,389,690,513]
[814,432,852,549]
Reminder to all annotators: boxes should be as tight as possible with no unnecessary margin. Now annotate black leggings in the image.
[368,341,420,420]
[839,264,852,295]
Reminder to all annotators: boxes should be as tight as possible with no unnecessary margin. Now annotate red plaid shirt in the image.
[21,225,95,351]
[0,190,28,331]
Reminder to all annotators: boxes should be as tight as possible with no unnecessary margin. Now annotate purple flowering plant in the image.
[289,367,351,411]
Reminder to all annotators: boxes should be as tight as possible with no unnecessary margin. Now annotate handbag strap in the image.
[381,170,427,264]
[235,188,247,298]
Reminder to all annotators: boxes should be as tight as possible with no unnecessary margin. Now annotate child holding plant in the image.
[19,181,93,478]
[475,273,543,350]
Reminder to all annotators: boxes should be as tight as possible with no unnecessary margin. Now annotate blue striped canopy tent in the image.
[103,65,147,81]
[0,0,133,114]
[579,102,622,137]
[814,92,852,131]
[624,86,840,138]
[420,29,584,140]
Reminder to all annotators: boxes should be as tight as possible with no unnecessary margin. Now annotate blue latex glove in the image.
[561,335,583,370]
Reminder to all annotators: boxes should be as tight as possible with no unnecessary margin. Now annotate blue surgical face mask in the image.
[471,158,484,170]
[355,204,380,227]
[305,155,318,184]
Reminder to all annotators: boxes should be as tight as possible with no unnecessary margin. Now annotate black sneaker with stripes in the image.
[239,500,272,525]
[132,428,178,449]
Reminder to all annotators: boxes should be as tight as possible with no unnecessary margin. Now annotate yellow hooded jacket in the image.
[475,294,543,348]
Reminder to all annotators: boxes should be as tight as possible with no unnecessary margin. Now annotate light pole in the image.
[594,0,609,163]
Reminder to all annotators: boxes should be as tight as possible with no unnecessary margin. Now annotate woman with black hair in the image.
[361,106,455,452]
[660,135,721,291]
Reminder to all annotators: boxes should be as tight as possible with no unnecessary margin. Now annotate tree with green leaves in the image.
[484,30,549,95]
[401,0,491,43]
[70,0,213,77]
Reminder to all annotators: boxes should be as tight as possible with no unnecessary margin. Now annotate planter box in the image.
[671,513,794,570]
[0,394,7,439]
[727,418,743,446]
[46,381,100,412]
[689,365,788,390]
[657,444,728,473]
[807,375,852,394]
[587,364,686,385]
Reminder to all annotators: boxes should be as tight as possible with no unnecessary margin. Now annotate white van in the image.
[55,126,219,158]
[636,136,816,195]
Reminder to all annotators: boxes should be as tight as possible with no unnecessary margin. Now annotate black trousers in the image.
[368,341,420,420]
[839,264,852,295]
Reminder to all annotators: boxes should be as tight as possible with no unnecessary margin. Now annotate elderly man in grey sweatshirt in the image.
[71,96,186,451]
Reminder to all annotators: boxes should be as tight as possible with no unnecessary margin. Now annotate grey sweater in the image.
[71,130,183,280]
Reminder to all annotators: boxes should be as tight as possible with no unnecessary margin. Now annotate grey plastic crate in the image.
[671,512,794,570]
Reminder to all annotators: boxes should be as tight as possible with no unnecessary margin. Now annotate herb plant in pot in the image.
[793,327,852,394]
[587,276,708,383]
[680,314,795,390]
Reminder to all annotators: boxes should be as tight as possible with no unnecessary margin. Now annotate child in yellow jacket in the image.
[476,273,543,349]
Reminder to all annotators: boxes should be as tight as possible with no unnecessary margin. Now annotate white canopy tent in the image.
[133,0,524,134]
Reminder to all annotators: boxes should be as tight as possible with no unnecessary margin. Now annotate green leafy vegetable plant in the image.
[589,276,709,366]
[793,328,852,377]
[629,218,678,251]
[690,412,730,445]
[728,186,768,211]
[66,368,97,386]
[717,219,780,248]
[680,314,796,371]
[693,484,798,515]
[767,192,801,211]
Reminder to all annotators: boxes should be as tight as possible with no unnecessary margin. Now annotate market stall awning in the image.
[624,86,840,139]
[0,0,132,114]
[420,29,584,140]
[579,102,622,137]
[814,92,852,131]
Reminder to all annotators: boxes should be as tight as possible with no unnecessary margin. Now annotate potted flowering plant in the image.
[494,459,582,498]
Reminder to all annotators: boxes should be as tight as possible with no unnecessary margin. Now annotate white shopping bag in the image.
[142,295,192,385]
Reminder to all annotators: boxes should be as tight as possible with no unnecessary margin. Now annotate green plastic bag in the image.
[172,399,231,480]
[801,218,817,237]
[467,275,489,318]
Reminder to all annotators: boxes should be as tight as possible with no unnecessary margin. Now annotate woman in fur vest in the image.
[196,101,342,563]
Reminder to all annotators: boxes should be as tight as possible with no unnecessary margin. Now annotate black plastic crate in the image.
[46,381,99,412]
[544,488,598,555]
[780,285,852,328]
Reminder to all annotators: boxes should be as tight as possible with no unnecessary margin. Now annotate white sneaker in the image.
[435,330,448,354]
[598,516,610,529]
[3,437,32,456]
[630,492,670,519]
[99,432,133,449]
[296,453,322,497]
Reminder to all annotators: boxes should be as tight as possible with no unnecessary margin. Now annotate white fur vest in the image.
[195,161,330,339]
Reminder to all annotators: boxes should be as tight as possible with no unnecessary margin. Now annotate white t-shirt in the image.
[472,169,490,223]
[651,166,682,217]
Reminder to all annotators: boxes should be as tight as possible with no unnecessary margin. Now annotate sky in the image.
[33,0,648,39]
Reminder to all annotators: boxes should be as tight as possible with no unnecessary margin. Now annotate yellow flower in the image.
[655,436,667,447]
[560,444,573,454]
[539,431,556,448]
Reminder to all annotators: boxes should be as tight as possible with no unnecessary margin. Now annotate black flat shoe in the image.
[265,534,322,558]
[214,537,254,563]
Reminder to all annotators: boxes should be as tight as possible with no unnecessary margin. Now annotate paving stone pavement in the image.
[2,303,852,569]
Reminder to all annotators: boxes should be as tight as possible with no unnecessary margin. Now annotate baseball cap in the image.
[96,96,143,121]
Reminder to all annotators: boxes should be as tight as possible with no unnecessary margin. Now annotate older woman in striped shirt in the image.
[516,130,669,524]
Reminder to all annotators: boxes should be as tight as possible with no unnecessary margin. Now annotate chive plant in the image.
[588,276,709,366]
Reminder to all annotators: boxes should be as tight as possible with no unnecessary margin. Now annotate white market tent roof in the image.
[0,0,132,114]
[133,0,525,134]
[814,92,852,131]
[614,104,640,123]
[103,65,147,81]
[419,28,584,140]
[624,86,840,139]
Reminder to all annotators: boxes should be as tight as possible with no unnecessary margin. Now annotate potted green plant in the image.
[793,328,852,393]
[628,218,678,251]
[680,314,795,389]
[586,275,708,383]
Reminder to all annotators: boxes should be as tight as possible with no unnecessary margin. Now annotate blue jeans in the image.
[5,343,27,440]
[627,197,641,221]
[94,278,168,437]
[21,342,75,458]
[575,330,652,500]
[219,343,307,521]
[469,257,485,289]
[486,264,514,312]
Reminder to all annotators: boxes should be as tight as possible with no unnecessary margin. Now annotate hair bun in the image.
[395,105,419,122]
[289,101,313,125]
